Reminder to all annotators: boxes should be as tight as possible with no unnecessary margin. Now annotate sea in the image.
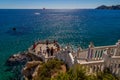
[0,9,120,80]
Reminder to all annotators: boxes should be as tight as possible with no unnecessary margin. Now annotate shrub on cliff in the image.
[33,59,65,80]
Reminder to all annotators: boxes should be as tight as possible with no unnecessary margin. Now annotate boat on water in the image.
[43,8,46,10]
[34,12,40,15]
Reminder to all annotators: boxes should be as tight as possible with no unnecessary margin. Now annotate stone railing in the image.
[73,40,120,76]
[89,45,117,60]
[76,40,120,61]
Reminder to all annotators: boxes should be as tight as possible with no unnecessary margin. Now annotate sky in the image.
[0,0,120,9]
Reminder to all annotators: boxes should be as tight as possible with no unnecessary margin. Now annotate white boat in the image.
[34,12,40,15]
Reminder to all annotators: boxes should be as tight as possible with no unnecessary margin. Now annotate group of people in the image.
[32,40,61,57]
[46,46,54,56]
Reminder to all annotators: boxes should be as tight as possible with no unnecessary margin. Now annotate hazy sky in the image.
[0,0,120,9]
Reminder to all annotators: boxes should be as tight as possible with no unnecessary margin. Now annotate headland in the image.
[6,40,120,79]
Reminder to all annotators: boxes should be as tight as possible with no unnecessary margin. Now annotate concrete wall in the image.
[55,50,74,68]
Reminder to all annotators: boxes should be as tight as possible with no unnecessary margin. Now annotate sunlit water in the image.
[0,9,120,79]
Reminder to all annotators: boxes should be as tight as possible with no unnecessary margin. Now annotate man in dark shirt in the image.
[50,47,54,56]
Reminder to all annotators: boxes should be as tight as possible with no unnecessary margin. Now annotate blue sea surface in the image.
[0,9,120,79]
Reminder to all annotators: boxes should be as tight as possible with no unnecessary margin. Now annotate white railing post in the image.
[87,42,94,60]
[115,40,120,56]
[77,47,82,58]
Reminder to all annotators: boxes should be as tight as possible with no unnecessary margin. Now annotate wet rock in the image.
[6,53,28,66]
[6,52,43,66]
[22,61,42,80]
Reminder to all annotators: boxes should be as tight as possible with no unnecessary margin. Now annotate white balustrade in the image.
[26,40,120,75]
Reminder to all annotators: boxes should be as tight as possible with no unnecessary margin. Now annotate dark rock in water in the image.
[5,46,44,80]
[6,26,32,36]
[6,52,43,66]
[6,53,27,66]
[12,27,16,31]
[5,51,43,80]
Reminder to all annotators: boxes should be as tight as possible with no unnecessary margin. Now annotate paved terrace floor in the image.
[35,43,58,54]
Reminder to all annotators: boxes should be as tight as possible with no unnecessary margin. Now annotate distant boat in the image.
[34,12,40,15]
[43,8,46,10]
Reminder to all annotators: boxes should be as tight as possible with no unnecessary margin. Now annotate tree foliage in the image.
[33,59,117,80]
[33,59,64,80]
[53,65,117,80]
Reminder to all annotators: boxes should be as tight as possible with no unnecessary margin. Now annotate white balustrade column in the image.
[93,50,96,60]
[114,48,117,56]
[88,42,94,60]
[98,50,100,59]
[112,63,116,73]
[90,49,93,59]
[89,66,92,73]
[100,64,102,71]
[92,65,94,72]
[96,50,100,60]
[101,64,104,71]
[100,50,103,59]
[115,64,119,75]
[95,50,97,60]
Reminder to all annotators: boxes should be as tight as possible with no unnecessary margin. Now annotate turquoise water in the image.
[0,9,120,79]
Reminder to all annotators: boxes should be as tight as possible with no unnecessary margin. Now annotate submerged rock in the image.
[12,27,16,31]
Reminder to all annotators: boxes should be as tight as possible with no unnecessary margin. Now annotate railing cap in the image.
[89,42,94,48]
[118,40,120,42]
[78,46,82,51]
[116,40,120,46]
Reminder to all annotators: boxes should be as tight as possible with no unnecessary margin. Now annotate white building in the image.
[56,40,120,76]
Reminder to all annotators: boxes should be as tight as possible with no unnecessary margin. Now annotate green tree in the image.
[53,64,117,80]
[97,71,116,80]
[51,72,69,80]
[34,59,64,80]
[33,60,117,80]
[68,64,87,80]
[87,75,97,80]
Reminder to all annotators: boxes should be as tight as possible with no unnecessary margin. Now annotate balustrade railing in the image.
[77,40,120,61]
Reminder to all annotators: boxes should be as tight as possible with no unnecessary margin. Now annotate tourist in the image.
[50,47,54,56]
[46,47,50,56]
[33,43,36,50]
[46,40,49,45]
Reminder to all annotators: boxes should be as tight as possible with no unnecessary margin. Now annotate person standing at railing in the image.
[46,46,50,56]
[50,47,54,56]
[39,47,42,53]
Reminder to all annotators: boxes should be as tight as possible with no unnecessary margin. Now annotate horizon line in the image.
[0,8,95,9]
